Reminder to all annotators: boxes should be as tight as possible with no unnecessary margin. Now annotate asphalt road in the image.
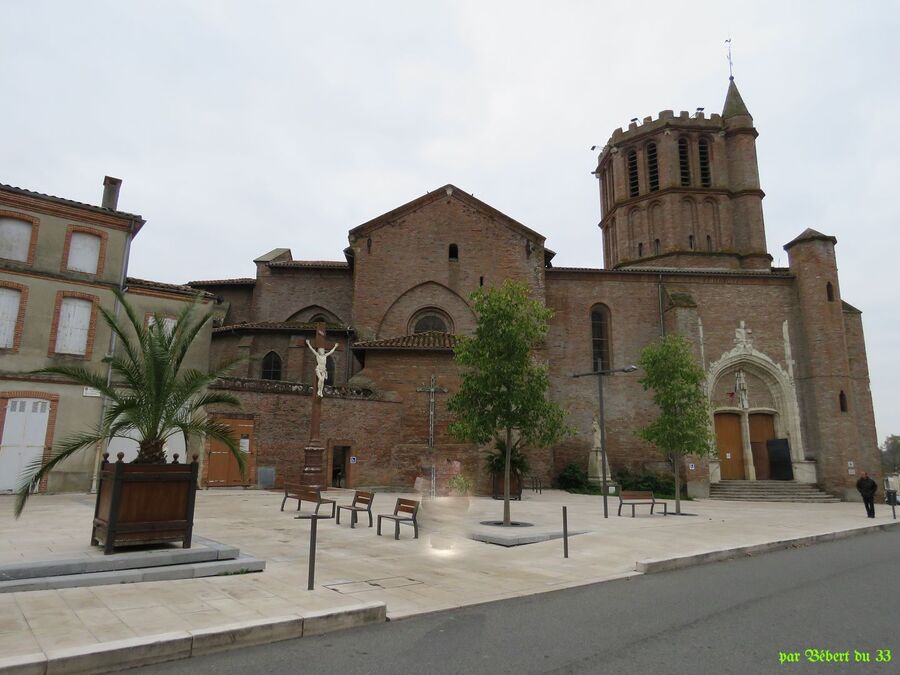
[131,528,900,675]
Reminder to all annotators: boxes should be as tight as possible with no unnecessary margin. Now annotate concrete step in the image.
[708,481,838,503]
[0,536,238,582]
[0,553,265,593]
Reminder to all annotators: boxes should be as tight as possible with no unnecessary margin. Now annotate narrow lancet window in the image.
[646,143,659,192]
[679,138,691,186]
[699,138,712,187]
[627,150,639,197]
[590,304,611,371]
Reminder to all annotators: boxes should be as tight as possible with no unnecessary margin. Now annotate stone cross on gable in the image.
[734,320,753,350]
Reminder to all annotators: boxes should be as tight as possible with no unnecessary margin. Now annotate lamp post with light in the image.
[572,364,638,518]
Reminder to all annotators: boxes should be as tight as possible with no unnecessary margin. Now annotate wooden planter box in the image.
[91,453,199,555]
[491,472,522,500]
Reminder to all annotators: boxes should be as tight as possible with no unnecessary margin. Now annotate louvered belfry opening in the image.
[699,138,712,187]
[646,142,659,192]
[679,138,691,186]
[627,150,639,197]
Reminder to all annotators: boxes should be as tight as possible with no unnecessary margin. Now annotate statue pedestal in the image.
[587,449,612,484]
[302,443,326,486]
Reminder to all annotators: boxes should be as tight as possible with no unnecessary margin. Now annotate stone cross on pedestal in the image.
[416,374,448,498]
[301,322,340,485]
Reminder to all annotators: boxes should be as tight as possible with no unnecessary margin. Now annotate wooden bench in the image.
[280,483,336,517]
[617,490,667,517]
[336,490,375,528]
[377,498,419,539]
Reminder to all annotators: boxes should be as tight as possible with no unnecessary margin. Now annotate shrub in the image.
[447,473,472,496]
[557,463,590,491]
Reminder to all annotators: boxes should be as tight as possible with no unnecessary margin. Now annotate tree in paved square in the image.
[449,280,570,526]
[637,334,714,515]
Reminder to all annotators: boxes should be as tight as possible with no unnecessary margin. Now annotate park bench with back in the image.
[336,490,375,528]
[617,490,667,517]
[280,483,336,517]
[377,498,420,539]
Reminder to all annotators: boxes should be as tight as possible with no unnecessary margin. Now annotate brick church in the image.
[190,78,879,501]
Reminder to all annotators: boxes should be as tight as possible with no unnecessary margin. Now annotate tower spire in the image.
[722,76,751,119]
[726,38,734,80]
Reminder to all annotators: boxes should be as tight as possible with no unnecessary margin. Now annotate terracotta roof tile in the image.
[188,278,256,286]
[213,320,349,334]
[0,182,144,222]
[126,277,214,298]
[353,332,459,350]
[267,260,349,269]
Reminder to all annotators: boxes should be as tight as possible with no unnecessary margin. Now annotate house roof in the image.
[188,278,256,286]
[348,184,547,244]
[213,320,349,334]
[126,277,215,298]
[353,331,459,351]
[0,182,145,230]
[267,260,350,270]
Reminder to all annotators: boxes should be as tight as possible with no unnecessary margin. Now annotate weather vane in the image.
[725,38,734,79]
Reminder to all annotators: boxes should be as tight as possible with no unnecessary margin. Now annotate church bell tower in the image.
[595,78,770,271]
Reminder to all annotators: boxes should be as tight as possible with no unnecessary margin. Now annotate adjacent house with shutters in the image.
[0,178,213,494]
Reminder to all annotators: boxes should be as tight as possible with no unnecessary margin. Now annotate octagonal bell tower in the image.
[595,78,770,271]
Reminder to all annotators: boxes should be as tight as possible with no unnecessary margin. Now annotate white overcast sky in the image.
[2,1,898,446]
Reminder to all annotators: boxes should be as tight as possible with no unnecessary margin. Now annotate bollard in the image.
[296,514,328,590]
[563,506,569,558]
[308,516,318,590]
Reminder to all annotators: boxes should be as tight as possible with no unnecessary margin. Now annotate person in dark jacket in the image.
[856,471,877,518]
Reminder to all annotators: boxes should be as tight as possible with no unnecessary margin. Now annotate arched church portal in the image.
[709,359,802,481]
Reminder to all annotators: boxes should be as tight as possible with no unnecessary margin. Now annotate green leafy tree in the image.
[449,280,570,525]
[637,334,713,514]
[882,435,900,473]
[15,290,243,517]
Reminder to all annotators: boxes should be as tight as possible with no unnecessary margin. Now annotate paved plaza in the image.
[0,488,896,672]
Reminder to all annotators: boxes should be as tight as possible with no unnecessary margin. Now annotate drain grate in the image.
[325,576,422,594]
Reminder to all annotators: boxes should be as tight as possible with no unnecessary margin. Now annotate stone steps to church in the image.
[708,481,840,503]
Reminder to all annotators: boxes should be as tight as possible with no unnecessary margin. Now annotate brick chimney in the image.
[102,176,122,210]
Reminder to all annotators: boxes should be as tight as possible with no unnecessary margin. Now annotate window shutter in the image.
[0,218,32,262]
[0,288,21,348]
[148,315,176,335]
[55,298,92,355]
[67,232,101,274]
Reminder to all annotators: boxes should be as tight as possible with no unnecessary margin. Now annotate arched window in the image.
[309,314,328,324]
[261,351,282,380]
[689,234,695,250]
[627,149,639,197]
[414,314,448,333]
[654,239,661,255]
[646,143,659,192]
[707,235,713,251]
[449,243,459,261]
[590,304,611,371]
[839,390,848,413]
[638,242,644,257]
[678,138,691,186]
[826,282,835,302]
[698,138,712,187]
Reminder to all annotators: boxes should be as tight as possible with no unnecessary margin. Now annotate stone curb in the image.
[635,520,900,574]
[0,602,386,675]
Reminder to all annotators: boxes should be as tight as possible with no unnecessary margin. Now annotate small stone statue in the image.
[307,342,338,397]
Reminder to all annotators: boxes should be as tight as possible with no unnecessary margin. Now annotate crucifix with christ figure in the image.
[301,322,341,483]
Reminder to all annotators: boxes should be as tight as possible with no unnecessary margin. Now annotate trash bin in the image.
[887,489,898,507]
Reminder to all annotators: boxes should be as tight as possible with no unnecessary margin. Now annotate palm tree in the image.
[15,289,243,516]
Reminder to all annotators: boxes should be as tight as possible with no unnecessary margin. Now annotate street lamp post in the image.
[572,364,638,518]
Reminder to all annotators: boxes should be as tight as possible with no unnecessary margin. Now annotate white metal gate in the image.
[0,398,50,492]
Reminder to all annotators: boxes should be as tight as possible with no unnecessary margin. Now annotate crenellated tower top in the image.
[594,79,770,271]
